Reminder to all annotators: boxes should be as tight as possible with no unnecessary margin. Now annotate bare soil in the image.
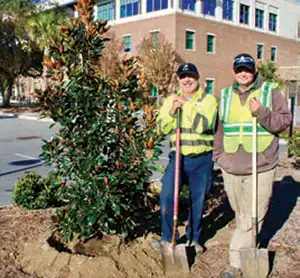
[1,161,300,278]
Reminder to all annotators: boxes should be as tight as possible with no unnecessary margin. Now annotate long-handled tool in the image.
[161,108,189,276]
[240,116,269,278]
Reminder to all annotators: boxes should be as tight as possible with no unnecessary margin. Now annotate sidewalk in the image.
[0,110,53,123]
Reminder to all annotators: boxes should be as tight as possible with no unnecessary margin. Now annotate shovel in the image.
[240,116,269,278]
[161,108,189,276]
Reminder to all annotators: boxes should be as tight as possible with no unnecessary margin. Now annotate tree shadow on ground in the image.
[259,175,300,248]
[179,169,235,267]
[131,169,234,240]
[199,169,234,245]
[259,175,300,274]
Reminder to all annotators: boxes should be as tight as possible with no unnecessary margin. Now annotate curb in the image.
[18,114,54,123]
[0,112,17,118]
[0,112,53,123]
[279,139,287,145]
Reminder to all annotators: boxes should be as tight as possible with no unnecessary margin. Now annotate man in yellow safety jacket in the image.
[156,62,218,253]
[213,53,292,278]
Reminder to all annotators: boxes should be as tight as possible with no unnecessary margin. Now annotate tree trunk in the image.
[2,77,14,108]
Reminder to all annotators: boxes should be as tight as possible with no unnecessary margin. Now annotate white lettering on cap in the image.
[183,64,189,71]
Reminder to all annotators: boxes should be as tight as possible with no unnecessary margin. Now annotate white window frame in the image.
[255,8,264,29]
[122,34,132,53]
[205,78,215,94]
[270,45,277,62]
[185,29,196,51]
[149,29,160,48]
[257,43,264,60]
[239,3,250,25]
[206,33,216,54]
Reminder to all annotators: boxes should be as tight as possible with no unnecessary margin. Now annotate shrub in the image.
[37,0,163,242]
[288,130,300,159]
[12,171,63,209]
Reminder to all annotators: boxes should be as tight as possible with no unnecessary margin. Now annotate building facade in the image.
[53,0,300,96]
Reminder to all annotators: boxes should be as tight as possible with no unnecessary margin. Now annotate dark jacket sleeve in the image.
[257,89,292,134]
[212,118,224,163]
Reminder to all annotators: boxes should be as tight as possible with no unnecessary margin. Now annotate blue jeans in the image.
[160,151,213,242]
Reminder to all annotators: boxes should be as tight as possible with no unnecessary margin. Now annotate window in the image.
[185,30,195,50]
[203,0,216,16]
[271,46,277,62]
[123,35,131,52]
[298,21,300,38]
[146,0,167,12]
[207,34,215,53]
[255,8,264,28]
[223,0,233,20]
[240,4,249,24]
[150,85,158,97]
[34,80,39,90]
[150,31,160,48]
[120,0,140,18]
[181,0,195,11]
[257,44,263,60]
[97,1,115,21]
[269,13,277,32]
[65,7,75,18]
[205,79,214,94]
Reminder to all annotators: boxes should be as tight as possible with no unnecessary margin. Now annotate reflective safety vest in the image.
[219,82,275,153]
[157,88,217,155]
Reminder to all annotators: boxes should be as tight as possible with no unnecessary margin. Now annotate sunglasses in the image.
[233,56,255,65]
[234,67,255,74]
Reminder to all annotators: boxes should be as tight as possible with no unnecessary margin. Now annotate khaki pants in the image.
[222,168,276,269]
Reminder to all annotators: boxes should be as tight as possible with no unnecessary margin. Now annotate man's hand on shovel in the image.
[171,95,186,115]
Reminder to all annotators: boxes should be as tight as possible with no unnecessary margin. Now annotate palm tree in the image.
[26,8,67,50]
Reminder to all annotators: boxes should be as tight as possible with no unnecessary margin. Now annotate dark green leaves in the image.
[37,0,165,243]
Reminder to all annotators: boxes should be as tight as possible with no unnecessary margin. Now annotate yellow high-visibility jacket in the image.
[219,82,275,153]
[156,88,218,156]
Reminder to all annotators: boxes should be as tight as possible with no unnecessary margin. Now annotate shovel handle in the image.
[252,116,258,247]
[171,108,181,247]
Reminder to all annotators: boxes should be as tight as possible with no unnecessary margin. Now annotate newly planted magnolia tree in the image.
[38,0,163,242]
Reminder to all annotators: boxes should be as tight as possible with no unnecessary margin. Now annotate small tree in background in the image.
[95,32,125,79]
[0,19,43,107]
[137,33,179,99]
[26,8,68,51]
[257,61,285,89]
[38,0,163,243]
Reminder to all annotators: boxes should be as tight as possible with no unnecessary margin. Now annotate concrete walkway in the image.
[0,110,53,122]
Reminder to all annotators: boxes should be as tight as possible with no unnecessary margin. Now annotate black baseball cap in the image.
[176,63,199,79]
[233,53,256,73]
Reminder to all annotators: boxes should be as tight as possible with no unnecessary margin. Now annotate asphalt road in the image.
[295,106,300,127]
[0,112,291,206]
[0,117,56,206]
[0,116,170,206]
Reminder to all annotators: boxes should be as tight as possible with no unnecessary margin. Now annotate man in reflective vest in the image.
[156,62,218,253]
[213,53,292,278]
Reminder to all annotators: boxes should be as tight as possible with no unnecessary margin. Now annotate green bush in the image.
[37,0,164,242]
[288,130,300,158]
[12,171,64,209]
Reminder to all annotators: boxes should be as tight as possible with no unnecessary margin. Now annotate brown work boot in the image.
[220,266,243,278]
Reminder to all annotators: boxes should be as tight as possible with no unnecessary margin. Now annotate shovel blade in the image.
[161,243,189,277]
[240,247,269,278]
